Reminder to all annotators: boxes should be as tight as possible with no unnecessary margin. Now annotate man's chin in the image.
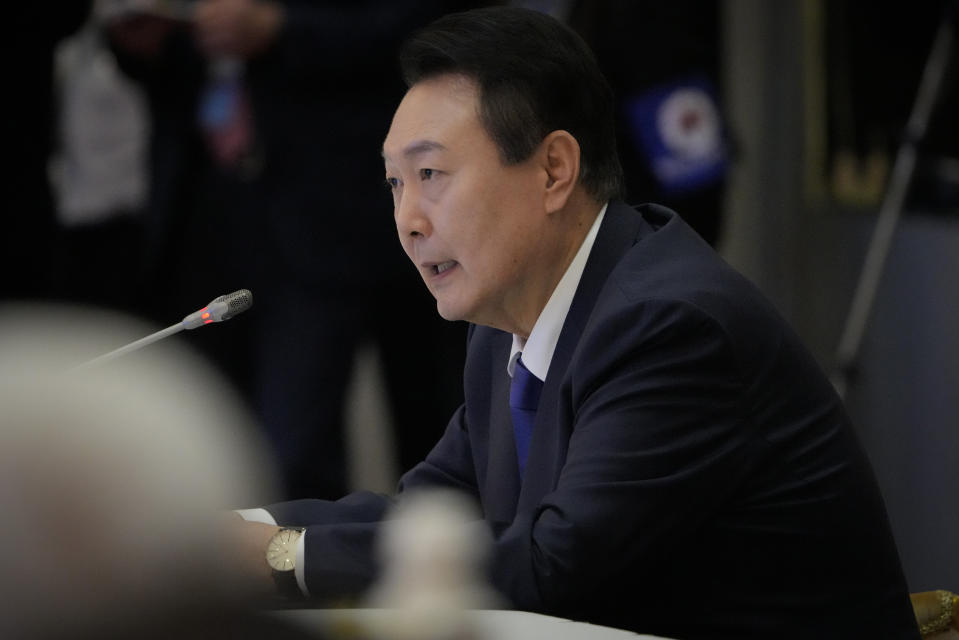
[435,300,468,323]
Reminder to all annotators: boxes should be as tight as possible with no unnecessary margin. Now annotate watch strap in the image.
[272,565,304,600]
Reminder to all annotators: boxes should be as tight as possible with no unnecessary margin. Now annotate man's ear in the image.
[541,130,580,213]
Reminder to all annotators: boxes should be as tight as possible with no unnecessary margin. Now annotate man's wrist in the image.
[233,509,308,599]
[266,527,306,599]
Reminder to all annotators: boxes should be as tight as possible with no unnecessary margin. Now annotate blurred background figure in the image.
[103,0,487,501]
[48,2,152,316]
[0,303,313,639]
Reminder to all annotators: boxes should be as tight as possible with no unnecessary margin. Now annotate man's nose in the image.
[394,191,431,239]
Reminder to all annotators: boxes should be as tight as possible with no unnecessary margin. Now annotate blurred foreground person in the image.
[214,7,917,639]
[0,305,318,639]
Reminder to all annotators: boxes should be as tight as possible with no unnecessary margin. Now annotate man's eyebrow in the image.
[382,140,447,160]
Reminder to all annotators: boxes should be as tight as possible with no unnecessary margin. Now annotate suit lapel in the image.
[518,203,653,510]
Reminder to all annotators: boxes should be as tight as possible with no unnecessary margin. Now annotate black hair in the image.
[399,7,624,202]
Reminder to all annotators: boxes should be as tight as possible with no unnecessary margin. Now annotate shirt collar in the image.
[509,203,608,380]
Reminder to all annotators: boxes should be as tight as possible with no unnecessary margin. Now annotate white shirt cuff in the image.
[235,507,276,525]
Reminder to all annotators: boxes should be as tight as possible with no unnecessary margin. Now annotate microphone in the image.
[73,290,253,370]
[181,289,253,329]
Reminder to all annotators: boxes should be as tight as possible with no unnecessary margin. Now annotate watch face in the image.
[266,528,301,572]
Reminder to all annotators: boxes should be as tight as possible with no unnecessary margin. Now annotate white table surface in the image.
[273,608,673,640]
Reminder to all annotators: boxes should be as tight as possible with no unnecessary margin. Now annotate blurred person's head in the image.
[383,8,623,336]
[0,304,279,638]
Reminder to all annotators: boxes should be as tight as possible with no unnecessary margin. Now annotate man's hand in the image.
[194,0,284,58]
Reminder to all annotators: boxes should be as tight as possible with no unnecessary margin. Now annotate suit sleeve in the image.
[489,297,753,614]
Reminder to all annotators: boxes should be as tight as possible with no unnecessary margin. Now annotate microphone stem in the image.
[72,323,184,371]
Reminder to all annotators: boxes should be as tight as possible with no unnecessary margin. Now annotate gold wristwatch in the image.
[265,526,306,598]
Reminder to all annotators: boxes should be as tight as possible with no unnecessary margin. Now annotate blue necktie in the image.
[510,355,543,478]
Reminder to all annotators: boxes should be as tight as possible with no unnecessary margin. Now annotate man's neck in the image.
[511,194,604,338]
[508,201,609,380]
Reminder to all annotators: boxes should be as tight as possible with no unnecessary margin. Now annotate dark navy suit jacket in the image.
[267,202,919,639]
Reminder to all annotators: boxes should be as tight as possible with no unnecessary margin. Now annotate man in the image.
[232,7,920,638]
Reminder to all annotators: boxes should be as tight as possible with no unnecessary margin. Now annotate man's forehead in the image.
[382,75,481,161]
[382,139,448,163]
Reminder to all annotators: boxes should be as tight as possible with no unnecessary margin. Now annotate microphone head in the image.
[181,290,253,329]
[211,289,253,321]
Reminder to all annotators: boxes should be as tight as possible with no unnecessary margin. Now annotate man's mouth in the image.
[433,260,457,275]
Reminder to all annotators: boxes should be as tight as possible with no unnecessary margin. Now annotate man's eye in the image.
[419,168,434,180]
[384,177,399,190]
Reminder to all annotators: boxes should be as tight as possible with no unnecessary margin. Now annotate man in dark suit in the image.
[230,7,920,638]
